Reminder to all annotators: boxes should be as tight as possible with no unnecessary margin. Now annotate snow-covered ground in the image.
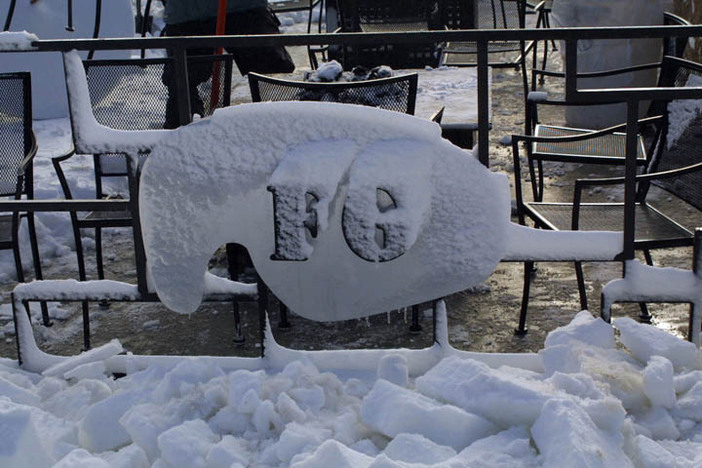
[2,309,702,467]
[1,4,702,467]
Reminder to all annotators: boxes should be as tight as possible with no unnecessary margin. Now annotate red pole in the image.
[210,0,228,110]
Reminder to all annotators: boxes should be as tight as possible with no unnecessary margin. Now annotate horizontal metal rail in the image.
[22,25,701,51]
[0,200,130,212]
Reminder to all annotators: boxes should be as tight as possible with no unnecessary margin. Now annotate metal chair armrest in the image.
[17,129,38,176]
[517,115,663,146]
[52,146,78,200]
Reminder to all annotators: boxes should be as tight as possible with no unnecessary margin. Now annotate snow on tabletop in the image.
[140,101,511,321]
[0,31,38,50]
[3,309,702,466]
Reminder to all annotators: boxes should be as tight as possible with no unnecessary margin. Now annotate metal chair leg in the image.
[574,261,588,311]
[638,250,654,322]
[81,301,91,351]
[409,304,422,333]
[26,212,51,326]
[232,301,245,345]
[515,261,534,335]
[95,227,104,280]
[279,302,291,329]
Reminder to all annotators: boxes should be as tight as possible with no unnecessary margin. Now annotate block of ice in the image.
[634,407,680,441]
[100,444,149,468]
[361,379,498,451]
[41,339,123,378]
[53,448,110,467]
[633,435,676,468]
[416,356,556,426]
[79,390,149,452]
[532,398,633,467]
[456,426,539,467]
[157,419,219,468]
[643,356,676,409]
[205,435,250,468]
[545,311,615,349]
[290,439,373,468]
[614,318,700,370]
[383,433,456,464]
[377,354,409,387]
[274,422,332,463]
[673,382,702,421]
[0,400,54,468]
[0,374,40,406]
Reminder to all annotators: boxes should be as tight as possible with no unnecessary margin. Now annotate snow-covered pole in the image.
[210,0,228,110]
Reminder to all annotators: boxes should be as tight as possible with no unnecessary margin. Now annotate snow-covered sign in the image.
[0,0,134,119]
[140,102,623,321]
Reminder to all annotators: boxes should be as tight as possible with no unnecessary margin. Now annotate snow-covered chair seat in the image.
[602,229,702,346]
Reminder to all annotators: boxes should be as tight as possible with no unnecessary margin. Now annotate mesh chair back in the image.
[0,72,32,198]
[248,72,418,115]
[663,12,691,60]
[334,0,441,68]
[650,57,702,211]
[82,54,233,177]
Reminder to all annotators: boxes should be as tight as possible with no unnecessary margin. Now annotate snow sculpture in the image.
[140,102,622,321]
[0,0,134,119]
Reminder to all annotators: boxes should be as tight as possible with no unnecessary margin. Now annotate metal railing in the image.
[4,24,702,261]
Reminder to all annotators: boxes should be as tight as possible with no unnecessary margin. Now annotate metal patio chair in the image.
[54,53,233,286]
[0,72,49,325]
[325,0,442,69]
[512,56,702,334]
[248,71,419,115]
[53,51,249,349]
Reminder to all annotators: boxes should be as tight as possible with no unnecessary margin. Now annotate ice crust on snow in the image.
[2,310,702,466]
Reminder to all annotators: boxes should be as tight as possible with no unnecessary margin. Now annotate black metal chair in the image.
[248,71,419,115]
[53,51,245,349]
[54,54,233,285]
[326,0,442,69]
[512,56,702,334]
[0,72,48,325]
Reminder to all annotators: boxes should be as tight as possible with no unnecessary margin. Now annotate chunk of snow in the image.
[273,422,332,463]
[634,407,681,441]
[0,399,54,468]
[544,310,615,349]
[100,444,149,468]
[456,426,539,467]
[157,419,219,468]
[614,318,700,370]
[41,339,123,378]
[290,439,373,468]
[633,435,676,468]
[416,356,556,426]
[361,379,498,451]
[383,433,456,464]
[674,382,702,421]
[643,356,676,409]
[63,361,107,381]
[54,449,110,467]
[531,398,633,467]
[205,435,250,468]
[79,390,150,453]
[377,354,409,387]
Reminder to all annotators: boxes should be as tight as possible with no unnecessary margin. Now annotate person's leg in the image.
[162,19,216,128]
[225,8,295,75]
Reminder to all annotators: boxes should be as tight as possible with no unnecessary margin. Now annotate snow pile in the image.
[0,31,38,50]
[0,310,701,466]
